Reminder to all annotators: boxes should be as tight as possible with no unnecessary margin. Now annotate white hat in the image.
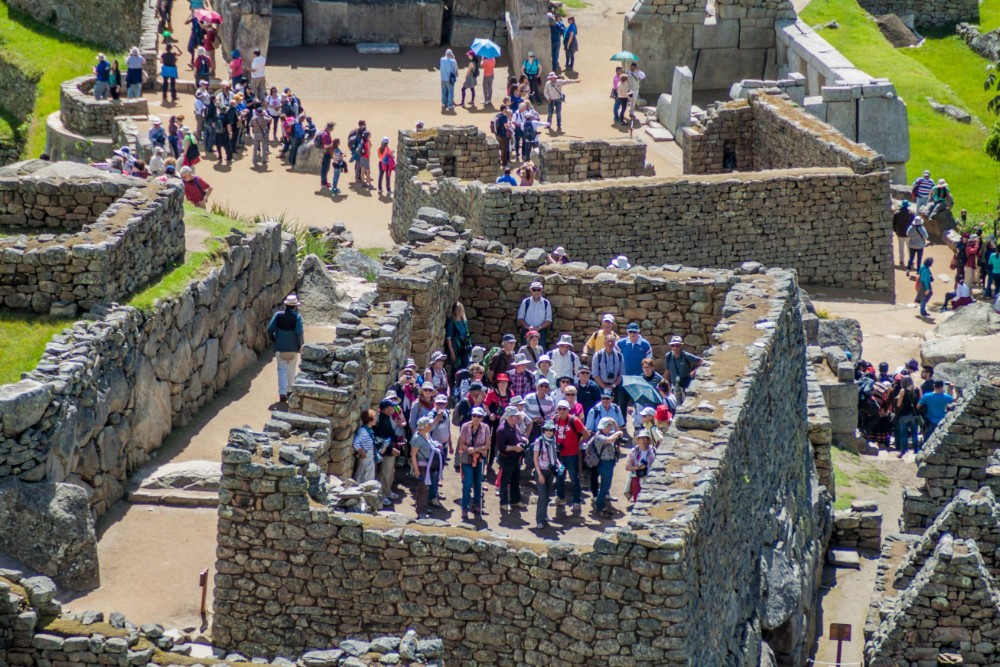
[547,72,558,79]
[557,400,570,409]
[639,406,656,416]
[150,116,162,125]
[913,217,924,226]
[553,246,566,256]
[598,417,617,430]
[513,354,530,366]
[430,350,447,362]
[538,354,551,363]
[472,406,487,417]
[669,335,683,345]
[503,406,520,418]
[558,334,572,346]
[609,255,631,270]
[434,394,448,404]
[283,294,301,306]
[536,377,550,386]
[382,136,389,143]
[417,415,435,428]
[530,280,543,290]
[602,313,615,323]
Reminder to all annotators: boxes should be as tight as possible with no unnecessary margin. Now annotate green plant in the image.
[815,309,831,320]
[834,490,857,511]
[359,246,385,262]
[128,251,217,311]
[0,313,77,384]
[284,222,335,263]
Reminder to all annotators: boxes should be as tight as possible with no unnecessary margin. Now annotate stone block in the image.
[622,18,695,93]
[821,86,854,103]
[803,96,826,122]
[692,20,739,49]
[270,7,303,48]
[694,47,767,91]
[857,95,910,164]
[824,99,857,142]
[302,0,443,46]
[739,25,775,49]
[449,17,497,48]
[665,66,693,133]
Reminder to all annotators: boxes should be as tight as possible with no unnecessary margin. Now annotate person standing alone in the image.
[267,294,304,402]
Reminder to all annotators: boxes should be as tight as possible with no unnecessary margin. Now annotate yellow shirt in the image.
[583,329,607,357]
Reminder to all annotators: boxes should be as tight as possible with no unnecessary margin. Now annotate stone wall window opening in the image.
[723,141,737,171]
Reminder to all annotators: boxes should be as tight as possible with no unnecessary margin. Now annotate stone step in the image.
[644,126,674,142]
[357,43,400,54]
[827,547,861,569]
[128,489,218,508]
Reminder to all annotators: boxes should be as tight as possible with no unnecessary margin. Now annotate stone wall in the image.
[469,169,892,293]
[218,0,272,68]
[806,364,835,495]
[460,246,731,355]
[0,53,40,125]
[0,221,296,531]
[680,94,887,176]
[832,500,882,551]
[858,0,977,28]
[286,299,412,479]
[60,76,150,137]
[902,380,1000,533]
[0,165,185,314]
[6,0,142,51]
[211,267,832,665]
[622,0,796,93]
[302,0,444,45]
[536,139,649,183]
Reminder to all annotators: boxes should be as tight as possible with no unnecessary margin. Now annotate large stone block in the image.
[623,15,695,93]
[824,99,857,142]
[694,47,767,90]
[303,0,443,46]
[858,95,910,164]
[665,66,693,133]
[449,17,497,48]
[692,20,739,49]
[452,0,504,20]
[739,25,776,49]
[270,7,303,47]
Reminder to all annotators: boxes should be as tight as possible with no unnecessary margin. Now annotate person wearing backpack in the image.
[516,281,553,349]
[532,420,562,528]
[288,113,306,167]
[347,120,366,183]
[553,399,589,512]
[520,51,541,103]
[377,137,396,195]
[591,417,623,518]
[266,294,304,402]
[317,121,335,188]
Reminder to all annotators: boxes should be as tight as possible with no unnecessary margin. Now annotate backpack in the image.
[522,120,537,143]
[492,113,507,138]
[482,346,501,370]
[294,123,305,140]
[583,436,602,468]
[347,128,360,151]
[313,132,325,149]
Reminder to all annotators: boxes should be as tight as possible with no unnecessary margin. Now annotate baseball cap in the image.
[434,394,448,404]
[379,398,395,409]
[639,406,656,417]
[627,322,640,332]
[502,333,517,344]
[601,389,613,398]
[469,382,485,392]
[557,400,570,410]
[669,335,683,346]
[602,314,615,323]
[536,378,550,386]
[543,420,556,431]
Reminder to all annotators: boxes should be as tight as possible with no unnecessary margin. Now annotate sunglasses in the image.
[531,288,542,292]
[557,407,568,411]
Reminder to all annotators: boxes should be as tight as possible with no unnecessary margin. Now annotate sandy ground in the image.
[156,0,681,249]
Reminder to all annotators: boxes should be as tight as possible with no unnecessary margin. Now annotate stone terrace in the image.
[0,160,184,314]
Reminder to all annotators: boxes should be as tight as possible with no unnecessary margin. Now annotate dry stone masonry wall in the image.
[211,264,832,666]
[535,139,649,183]
[0,163,184,314]
[60,76,150,137]
[858,0,977,28]
[832,500,883,551]
[0,221,296,586]
[7,0,142,51]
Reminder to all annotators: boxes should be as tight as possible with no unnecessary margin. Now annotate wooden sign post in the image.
[199,568,209,618]
[829,623,852,666]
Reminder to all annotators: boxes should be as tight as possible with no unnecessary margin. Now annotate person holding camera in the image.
[592,417,624,518]
[458,406,492,521]
[533,420,563,528]
[352,409,379,485]
[625,430,656,505]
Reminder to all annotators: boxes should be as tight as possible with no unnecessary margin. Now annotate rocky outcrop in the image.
[0,478,97,590]
[957,22,1000,62]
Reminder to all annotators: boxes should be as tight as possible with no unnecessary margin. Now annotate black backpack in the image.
[492,113,507,138]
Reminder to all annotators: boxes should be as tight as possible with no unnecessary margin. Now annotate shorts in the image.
[359,157,370,169]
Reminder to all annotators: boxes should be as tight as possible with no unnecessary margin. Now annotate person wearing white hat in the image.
[266,294,304,402]
[149,146,166,176]
[410,416,445,518]
[148,117,167,152]
[496,405,527,511]
[625,429,656,504]
[665,335,702,402]
[508,354,535,398]
[543,70,580,132]
[517,281,553,349]
[549,333,580,380]
[581,313,616,364]
[548,246,569,265]
[905,214,929,276]
[534,354,556,387]
[423,350,450,398]
[592,417,624,518]
[93,53,111,100]
[927,178,951,220]
[458,405,491,520]
[125,46,146,99]
[608,255,631,270]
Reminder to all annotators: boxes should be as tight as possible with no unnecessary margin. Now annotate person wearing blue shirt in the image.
[496,167,518,186]
[548,12,565,72]
[563,17,579,71]
[617,322,653,375]
[585,390,626,432]
[93,54,111,100]
[917,380,957,441]
[439,49,458,111]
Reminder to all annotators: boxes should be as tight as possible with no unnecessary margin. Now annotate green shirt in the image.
[990,252,1000,274]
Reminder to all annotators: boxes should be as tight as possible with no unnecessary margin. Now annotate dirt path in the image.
[156,0,681,249]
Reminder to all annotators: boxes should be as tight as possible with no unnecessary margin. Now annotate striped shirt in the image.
[912,176,933,198]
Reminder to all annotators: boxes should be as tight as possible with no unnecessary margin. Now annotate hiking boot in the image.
[502,504,511,512]
[555,498,565,506]
[515,502,528,509]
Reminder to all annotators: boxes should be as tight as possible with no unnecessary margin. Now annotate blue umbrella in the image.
[470,38,502,59]
[622,375,661,407]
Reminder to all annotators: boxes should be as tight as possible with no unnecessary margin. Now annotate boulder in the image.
[0,479,98,590]
[0,380,52,437]
[927,301,1000,340]
[817,318,862,360]
[920,336,969,367]
[332,247,382,281]
[295,254,350,326]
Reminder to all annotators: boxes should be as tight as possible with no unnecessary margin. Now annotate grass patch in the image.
[284,222,335,263]
[801,0,1000,216]
[127,204,256,311]
[815,308,831,320]
[834,490,857,511]
[360,246,385,261]
[0,313,77,384]
[0,3,122,157]
[854,466,891,489]
[561,0,589,8]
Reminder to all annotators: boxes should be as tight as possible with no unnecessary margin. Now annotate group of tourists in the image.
[896,169,1000,317]
[339,279,701,529]
[856,360,957,456]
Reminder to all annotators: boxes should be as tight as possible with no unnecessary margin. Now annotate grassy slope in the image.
[0,313,76,384]
[801,0,1000,216]
[0,2,120,156]
[128,204,256,310]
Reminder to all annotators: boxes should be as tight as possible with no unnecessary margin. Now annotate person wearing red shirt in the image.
[553,399,589,511]
[179,166,211,207]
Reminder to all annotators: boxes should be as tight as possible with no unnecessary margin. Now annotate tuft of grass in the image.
[801,0,1000,216]
[0,3,122,157]
[284,222,335,264]
[834,490,857,511]
[561,0,589,8]
[0,313,77,384]
[359,246,385,262]
[815,309,831,320]
[855,466,891,489]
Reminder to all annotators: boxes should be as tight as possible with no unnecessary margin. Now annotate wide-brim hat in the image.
[283,294,301,306]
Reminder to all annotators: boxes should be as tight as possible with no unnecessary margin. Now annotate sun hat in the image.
[543,420,556,431]
[434,394,448,404]
[938,179,947,186]
[655,405,671,422]
[417,415,435,428]
[900,200,909,208]
[283,294,301,306]
[636,429,651,440]
[404,358,417,369]
[538,354,551,363]
[151,116,162,125]
[510,396,525,406]
[669,335,683,345]
[513,354,529,366]
[496,373,510,383]
[609,255,632,270]
[384,390,399,401]
[558,334,572,346]
[472,406,487,417]
[553,247,566,257]
[503,406,521,418]
[598,417,616,430]
[431,350,447,362]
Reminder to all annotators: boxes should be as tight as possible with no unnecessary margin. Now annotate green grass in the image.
[128,204,256,311]
[0,3,121,156]
[561,0,589,8]
[981,1,1000,32]
[801,0,1000,216]
[0,313,77,384]
[360,246,385,261]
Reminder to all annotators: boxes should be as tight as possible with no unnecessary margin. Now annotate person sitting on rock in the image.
[942,273,973,311]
